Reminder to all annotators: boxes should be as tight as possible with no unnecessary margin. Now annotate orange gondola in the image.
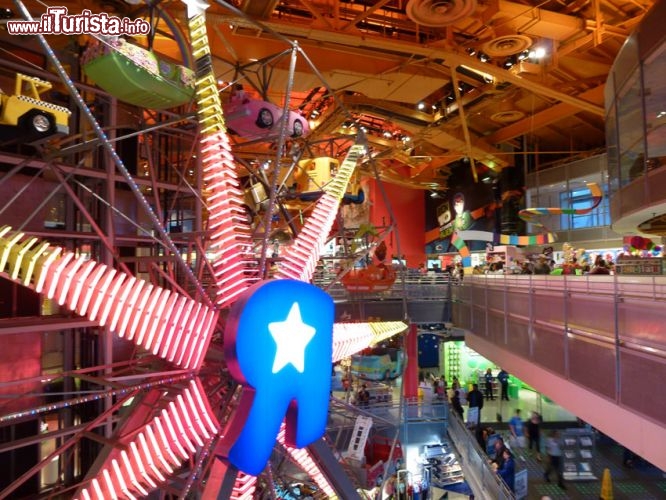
[341,264,397,293]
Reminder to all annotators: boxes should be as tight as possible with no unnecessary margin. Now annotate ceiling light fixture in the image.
[417,102,426,110]
[529,47,547,59]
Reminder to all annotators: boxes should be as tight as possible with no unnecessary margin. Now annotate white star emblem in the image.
[268,302,316,374]
[181,0,209,18]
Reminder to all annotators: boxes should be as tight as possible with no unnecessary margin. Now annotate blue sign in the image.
[223,279,334,475]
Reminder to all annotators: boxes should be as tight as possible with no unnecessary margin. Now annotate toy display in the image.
[350,347,405,381]
[453,182,602,266]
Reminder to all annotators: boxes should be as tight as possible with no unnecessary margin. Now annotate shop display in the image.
[422,442,464,488]
[350,348,404,382]
[444,342,461,382]
[615,256,663,275]
[476,370,499,399]
[561,428,597,481]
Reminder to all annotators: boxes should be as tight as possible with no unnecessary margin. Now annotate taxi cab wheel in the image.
[19,109,55,135]
[256,108,274,128]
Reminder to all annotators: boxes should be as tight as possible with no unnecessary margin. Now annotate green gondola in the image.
[82,37,195,110]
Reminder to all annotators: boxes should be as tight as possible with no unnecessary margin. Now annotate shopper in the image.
[450,389,464,419]
[544,430,565,489]
[484,368,495,400]
[451,375,460,394]
[527,411,543,461]
[497,368,510,401]
[357,384,370,407]
[467,383,484,426]
[509,409,527,460]
[497,448,516,492]
[418,372,434,417]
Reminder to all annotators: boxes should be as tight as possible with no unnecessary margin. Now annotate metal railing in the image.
[452,273,666,428]
[314,269,454,301]
[446,409,515,499]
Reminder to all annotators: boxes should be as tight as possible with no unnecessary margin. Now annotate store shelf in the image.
[561,428,598,481]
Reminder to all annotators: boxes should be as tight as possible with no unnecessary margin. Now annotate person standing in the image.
[527,411,543,461]
[451,376,460,391]
[357,384,370,407]
[544,430,565,489]
[509,409,527,460]
[497,448,516,492]
[497,369,510,401]
[484,368,495,400]
[450,389,464,419]
[491,435,508,467]
[419,372,434,417]
[467,383,484,425]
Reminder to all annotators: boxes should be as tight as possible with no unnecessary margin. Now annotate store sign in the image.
[514,468,528,499]
[223,279,334,475]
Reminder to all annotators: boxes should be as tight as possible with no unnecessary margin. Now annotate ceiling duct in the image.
[492,0,585,41]
[406,0,478,27]
[240,0,282,19]
[482,34,532,57]
[490,110,525,123]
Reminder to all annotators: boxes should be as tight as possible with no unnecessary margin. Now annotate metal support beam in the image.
[201,456,241,499]
[307,439,362,499]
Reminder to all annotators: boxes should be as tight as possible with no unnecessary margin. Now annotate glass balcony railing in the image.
[452,274,666,428]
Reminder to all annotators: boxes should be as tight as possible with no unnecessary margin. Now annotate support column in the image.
[403,323,418,399]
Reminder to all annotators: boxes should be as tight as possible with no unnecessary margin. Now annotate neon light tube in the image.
[127,282,155,344]
[158,296,187,358]
[137,432,166,482]
[34,246,61,293]
[67,260,97,312]
[97,272,127,327]
[56,255,87,306]
[77,264,107,316]
[161,409,190,460]
[168,401,197,453]
[153,417,181,467]
[116,280,146,338]
[45,251,74,300]
[134,286,162,345]
[121,449,149,496]
[129,441,158,488]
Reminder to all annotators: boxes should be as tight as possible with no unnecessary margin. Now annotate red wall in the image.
[369,180,425,268]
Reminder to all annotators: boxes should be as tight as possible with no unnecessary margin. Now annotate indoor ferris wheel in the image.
[0,0,409,498]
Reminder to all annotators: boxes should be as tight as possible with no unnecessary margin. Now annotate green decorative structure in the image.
[82,38,195,110]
